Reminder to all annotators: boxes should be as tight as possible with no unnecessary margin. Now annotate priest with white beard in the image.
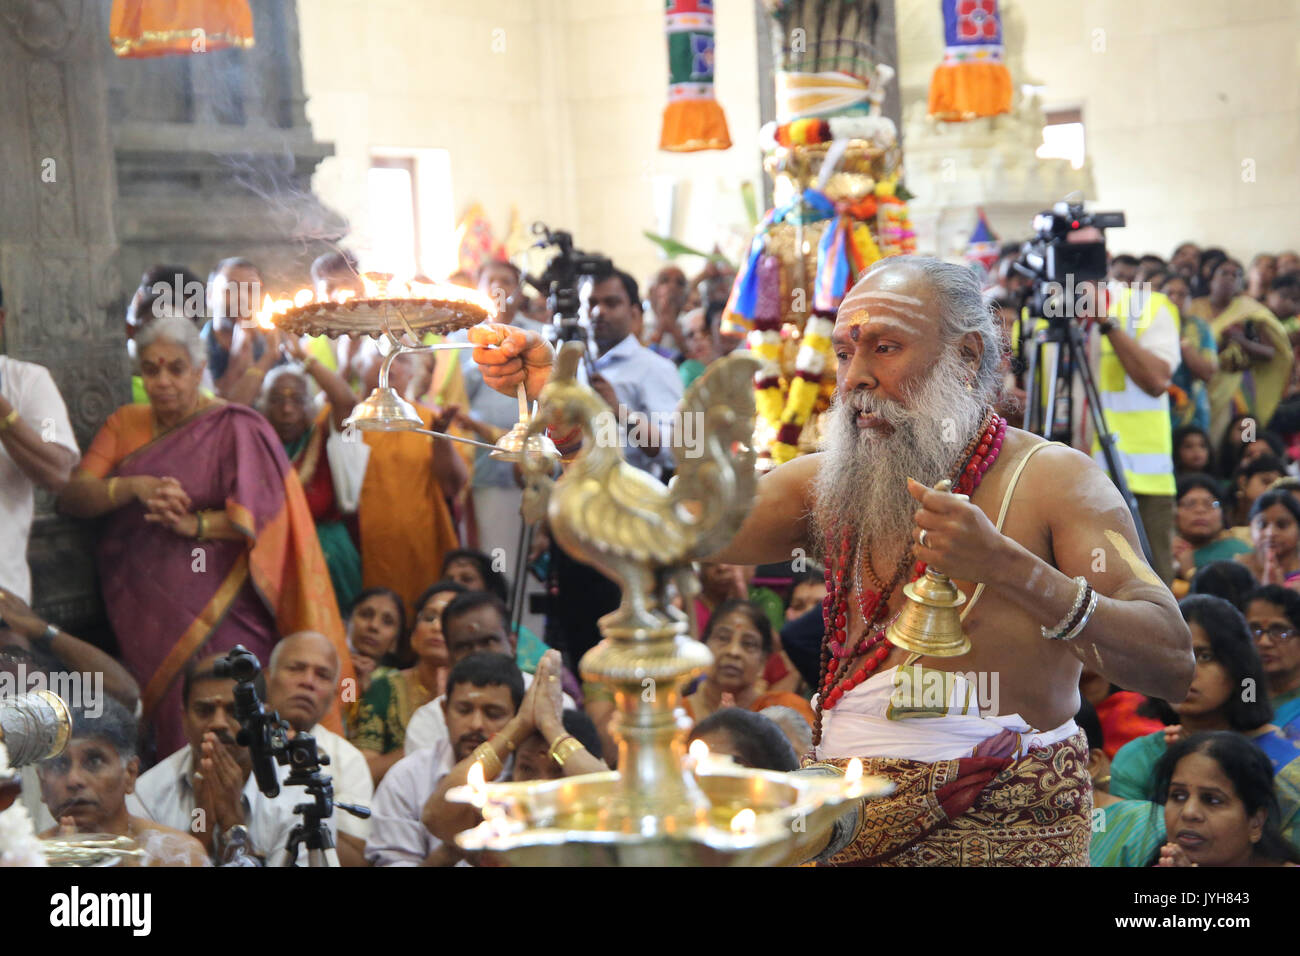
[466,256,1194,867]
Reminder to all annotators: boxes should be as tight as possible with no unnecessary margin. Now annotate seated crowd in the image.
[2,246,1299,867]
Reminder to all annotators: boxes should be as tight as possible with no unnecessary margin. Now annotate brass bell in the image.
[344,386,423,432]
[490,383,558,463]
[885,567,970,657]
[886,477,970,657]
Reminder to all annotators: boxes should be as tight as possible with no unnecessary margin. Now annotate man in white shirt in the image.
[128,652,301,865]
[264,630,373,866]
[404,591,574,753]
[365,653,523,866]
[0,282,80,601]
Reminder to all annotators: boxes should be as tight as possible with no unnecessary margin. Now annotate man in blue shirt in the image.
[548,270,684,665]
[585,270,683,481]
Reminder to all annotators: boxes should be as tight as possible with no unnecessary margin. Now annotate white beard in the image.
[812,351,986,567]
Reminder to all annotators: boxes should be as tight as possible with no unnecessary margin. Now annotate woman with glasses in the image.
[1172,475,1251,591]
[1244,585,1300,731]
[1234,489,1300,588]
[1109,596,1300,846]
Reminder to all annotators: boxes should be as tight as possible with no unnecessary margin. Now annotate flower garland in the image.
[759,115,898,151]
[0,742,46,867]
[729,175,916,466]
[770,312,835,464]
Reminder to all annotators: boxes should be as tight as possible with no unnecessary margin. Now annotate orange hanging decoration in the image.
[110,0,255,59]
[659,0,731,152]
[928,0,1012,122]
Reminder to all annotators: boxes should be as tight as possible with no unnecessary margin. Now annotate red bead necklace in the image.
[812,412,1007,747]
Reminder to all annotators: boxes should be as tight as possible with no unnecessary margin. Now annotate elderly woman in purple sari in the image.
[58,317,353,757]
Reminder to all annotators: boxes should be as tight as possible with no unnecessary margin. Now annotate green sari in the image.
[350,668,423,754]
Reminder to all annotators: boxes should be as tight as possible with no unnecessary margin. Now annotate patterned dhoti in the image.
[803,732,1093,866]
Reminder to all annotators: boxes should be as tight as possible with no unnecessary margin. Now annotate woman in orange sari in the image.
[683,599,816,727]
[57,317,352,757]
[354,349,466,619]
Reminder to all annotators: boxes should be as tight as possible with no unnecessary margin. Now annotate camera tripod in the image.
[1019,312,1155,566]
[279,733,371,868]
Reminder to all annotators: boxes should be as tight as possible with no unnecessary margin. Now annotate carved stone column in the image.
[0,0,127,634]
[106,0,346,296]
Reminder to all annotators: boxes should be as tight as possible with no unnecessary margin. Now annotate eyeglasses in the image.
[1250,624,1297,642]
[1177,498,1221,511]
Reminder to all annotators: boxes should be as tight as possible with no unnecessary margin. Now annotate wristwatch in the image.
[32,623,58,651]
[215,823,252,863]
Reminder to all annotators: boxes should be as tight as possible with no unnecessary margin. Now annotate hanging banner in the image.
[660,0,732,152]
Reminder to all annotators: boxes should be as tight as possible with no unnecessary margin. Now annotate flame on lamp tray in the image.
[466,761,488,809]
[729,808,757,835]
[253,271,498,332]
[845,758,864,784]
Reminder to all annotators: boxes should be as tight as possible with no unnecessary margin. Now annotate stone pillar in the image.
[1,0,346,637]
[106,0,346,298]
[0,0,128,631]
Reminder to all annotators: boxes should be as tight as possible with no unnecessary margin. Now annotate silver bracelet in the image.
[1060,587,1100,642]
[1041,576,1089,640]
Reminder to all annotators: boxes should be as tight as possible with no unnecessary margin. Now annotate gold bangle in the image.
[548,734,582,768]
[195,510,206,541]
[106,477,120,506]
[0,408,19,432]
[245,366,266,378]
[471,742,503,780]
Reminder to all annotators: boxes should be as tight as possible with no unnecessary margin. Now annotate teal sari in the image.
[1091,800,1164,867]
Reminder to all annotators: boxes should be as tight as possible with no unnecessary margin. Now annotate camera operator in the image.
[585,270,684,478]
[1082,230,1181,584]
[128,651,299,865]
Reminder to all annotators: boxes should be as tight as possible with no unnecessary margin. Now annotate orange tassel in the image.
[659,99,732,152]
[928,61,1012,122]
[110,0,254,58]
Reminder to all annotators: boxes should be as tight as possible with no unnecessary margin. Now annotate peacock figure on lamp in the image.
[520,342,760,639]
[447,345,891,866]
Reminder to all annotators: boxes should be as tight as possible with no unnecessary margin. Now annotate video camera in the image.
[525,223,612,343]
[214,645,369,865]
[212,645,289,798]
[1014,199,1125,320]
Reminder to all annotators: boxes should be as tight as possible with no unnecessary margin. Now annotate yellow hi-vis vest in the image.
[1094,287,1176,496]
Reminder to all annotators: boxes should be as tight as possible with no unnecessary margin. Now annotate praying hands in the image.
[141,476,198,537]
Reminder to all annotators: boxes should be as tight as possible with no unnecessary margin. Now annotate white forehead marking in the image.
[859,290,923,307]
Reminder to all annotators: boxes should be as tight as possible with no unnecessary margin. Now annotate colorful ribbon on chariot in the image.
[814,197,883,313]
[725,189,837,330]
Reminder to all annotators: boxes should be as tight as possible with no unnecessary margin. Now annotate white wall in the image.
[299,0,574,277]
[299,0,763,291]
[895,0,1300,259]
[555,0,763,284]
[299,0,1299,283]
